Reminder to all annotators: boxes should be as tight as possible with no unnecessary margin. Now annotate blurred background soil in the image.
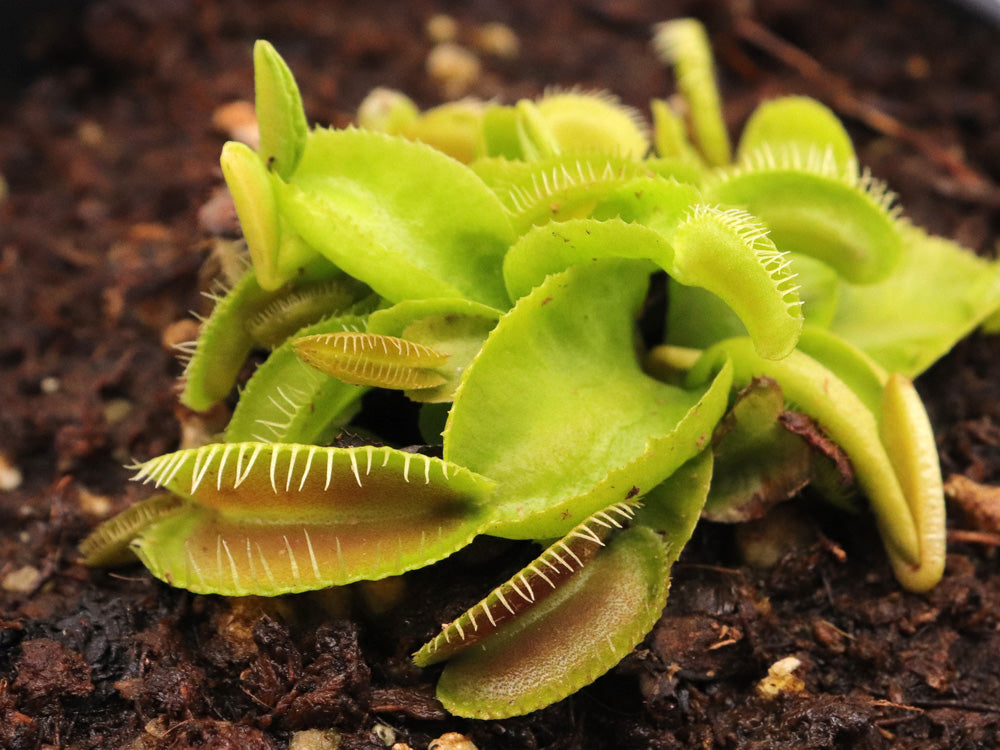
[1,1,999,748]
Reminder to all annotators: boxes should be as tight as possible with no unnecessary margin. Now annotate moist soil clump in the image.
[2,1,999,748]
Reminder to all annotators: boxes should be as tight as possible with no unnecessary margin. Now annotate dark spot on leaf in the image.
[779,410,854,485]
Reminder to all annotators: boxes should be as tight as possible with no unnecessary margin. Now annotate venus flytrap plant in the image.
[243,276,375,349]
[430,513,671,718]
[226,295,503,445]
[220,142,319,292]
[413,501,649,670]
[879,373,948,591]
[361,86,652,164]
[218,41,315,291]
[474,152,652,233]
[358,88,486,163]
[253,40,309,179]
[78,493,184,567]
[436,523,671,718]
[82,22,1000,719]
[650,97,705,166]
[649,29,1000,367]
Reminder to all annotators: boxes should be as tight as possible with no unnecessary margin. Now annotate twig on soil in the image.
[947,529,1000,546]
[869,695,1000,721]
[908,697,1000,714]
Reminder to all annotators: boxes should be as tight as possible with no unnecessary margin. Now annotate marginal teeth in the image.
[501,155,638,215]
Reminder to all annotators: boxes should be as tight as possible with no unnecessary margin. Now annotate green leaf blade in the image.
[446,257,731,540]
[253,40,309,179]
[277,128,515,308]
[179,268,267,412]
[829,225,1000,376]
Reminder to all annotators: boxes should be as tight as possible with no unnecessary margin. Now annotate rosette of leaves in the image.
[83,22,1000,719]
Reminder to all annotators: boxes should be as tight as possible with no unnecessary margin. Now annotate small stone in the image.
[756,656,805,699]
[425,14,458,43]
[372,723,396,746]
[3,565,42,593]
[289,729,341,750]
[76,119,105,147]
[77,486,113,517]
[473,23,520,59]
[426,43,481,100]
[40,376,61,394]
[197,187,239,236]
[0,452,23,490]
[212,100,260,148]
[161,318,202,354]
[103,398,133,425]
[428,733,478,750]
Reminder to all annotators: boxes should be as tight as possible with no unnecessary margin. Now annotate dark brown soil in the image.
[2,1,999,748]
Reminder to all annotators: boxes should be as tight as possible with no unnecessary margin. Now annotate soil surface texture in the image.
[1,1,999,748]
